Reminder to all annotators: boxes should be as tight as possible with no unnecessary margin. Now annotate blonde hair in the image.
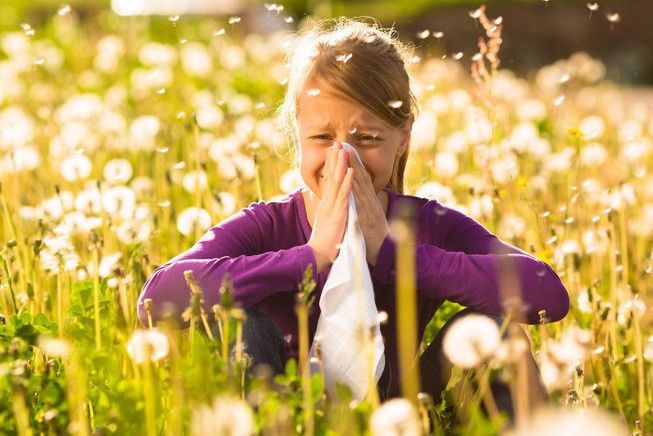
[276,17,419,194]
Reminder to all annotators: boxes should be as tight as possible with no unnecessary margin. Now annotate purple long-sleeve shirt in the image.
[138,187,569,397]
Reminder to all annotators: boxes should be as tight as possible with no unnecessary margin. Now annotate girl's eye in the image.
[359,135,381,142]
[313,134,331,140]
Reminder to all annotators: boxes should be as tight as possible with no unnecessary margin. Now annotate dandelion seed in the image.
[284,16,293,23]
[57,4,72,15]
[559,73,571,83]
[156,146,169,153]
[157,200,171,208]
[469,7,483,19]
[364,35,377,43]
[441,54,447,59]
[168,15,180,23]
[254,102,265,109]
[553,95,566,106]
[33,58,45,66]
[376,311,388,324]
[228,16,241,25]
[606,12,620,23]
[587,2,599,19]
[410,55,421,64]
[442,314,501,368]
[264,3,284,13]
[335,53,353,63]
[453,52,464,60]
[472,53,483,62]
[387,100,403,109]
[348,127,358,134]
[156,88,166,94]
[213,28,226,37]
[178,38,187,44]
[416,30,430,39]
[176,111,186,119]
[433,31,444,38]
[21,23,35,36]
[126,328,169,364]
[493,16,503,25]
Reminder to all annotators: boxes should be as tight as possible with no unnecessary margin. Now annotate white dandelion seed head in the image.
[182,170,209,194]
[506,406,628,436]
[434,151,459,179]
[60,154,92,182]
[38,335,70,358]
[101,185,136,219]
[126,328,169,364]
[442,314,501,368]
[177,207,212,236]
[191,396,255,436]
[369,398,421,436]
[103,158,133,185]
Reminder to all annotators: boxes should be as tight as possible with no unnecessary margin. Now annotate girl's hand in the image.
[307,141,355,273]
[344,147,391,266]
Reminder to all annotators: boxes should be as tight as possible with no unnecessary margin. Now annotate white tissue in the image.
[308,142,385,403]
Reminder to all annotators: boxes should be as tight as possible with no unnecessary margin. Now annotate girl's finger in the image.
[336,167,354,205]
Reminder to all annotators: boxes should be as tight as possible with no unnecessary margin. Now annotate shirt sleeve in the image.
[371,201,569,324]
[137,202,318,328]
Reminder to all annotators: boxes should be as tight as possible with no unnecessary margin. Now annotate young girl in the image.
[138,18,569,410]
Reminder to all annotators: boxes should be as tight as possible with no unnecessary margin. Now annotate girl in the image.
[138,18,569,412]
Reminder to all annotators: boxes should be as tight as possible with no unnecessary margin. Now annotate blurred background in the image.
[1,0,652,85]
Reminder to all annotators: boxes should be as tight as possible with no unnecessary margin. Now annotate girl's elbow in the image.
[546,277,570,323]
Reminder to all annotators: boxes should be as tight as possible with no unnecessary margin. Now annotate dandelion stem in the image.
[391,202,421,404]
[92,245,102,349]
[11,382,32,436]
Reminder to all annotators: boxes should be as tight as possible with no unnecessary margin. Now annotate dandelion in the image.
[442,314,501,368]
[126,328,169,364]
[177,207,212,236]
[60,154,92,182]
[103,158,133,185]
[182,170,209,193]
[38,335,70,358]
[369,398,422,436]
[506,406,628,435]
[57,4,72,16]
[434,151,459,179]
[191,396,255,436]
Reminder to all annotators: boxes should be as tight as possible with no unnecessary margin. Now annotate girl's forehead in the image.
[297,89,387,129]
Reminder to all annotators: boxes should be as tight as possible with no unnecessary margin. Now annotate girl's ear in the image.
[398,113,414,157]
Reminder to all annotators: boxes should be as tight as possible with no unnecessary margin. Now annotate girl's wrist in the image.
[307,242,334,272]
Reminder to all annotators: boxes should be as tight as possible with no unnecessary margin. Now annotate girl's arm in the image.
[371,202,570,325]
[137,204,318,328]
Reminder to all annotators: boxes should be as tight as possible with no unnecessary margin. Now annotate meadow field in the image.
[0,4,651,435]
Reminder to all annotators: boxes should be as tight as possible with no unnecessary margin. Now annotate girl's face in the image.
[295,79,413,198]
